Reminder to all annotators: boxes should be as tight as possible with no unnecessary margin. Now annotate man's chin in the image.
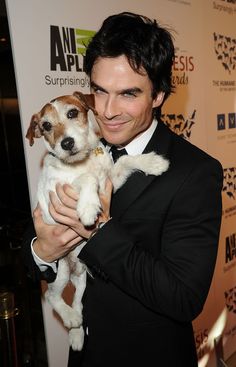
[102,134,126,146]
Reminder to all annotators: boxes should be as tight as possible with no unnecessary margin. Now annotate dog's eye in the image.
[67,108,78,119]
[42,121,52,131]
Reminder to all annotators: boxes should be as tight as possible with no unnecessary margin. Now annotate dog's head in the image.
[26,91,100,163]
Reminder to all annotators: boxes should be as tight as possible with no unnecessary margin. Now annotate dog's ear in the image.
[73,91,97,115]
[26,114,42,146]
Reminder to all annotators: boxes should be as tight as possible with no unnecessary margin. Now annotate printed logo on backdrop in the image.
[213,32,236,73]
[222,167,236,200]
[172,49,195,88]
[194,328,209,360]
[223,280,236,349]
[222,166,236,220]
[224,232,236,272]
[217,113,236,144]
[212,32,236,92]
[162,110,196,140]
[45,25,96,89]
[213,0,236,15]
[225,285,236,313]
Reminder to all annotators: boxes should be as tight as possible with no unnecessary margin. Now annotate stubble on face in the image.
[90,55,164,146]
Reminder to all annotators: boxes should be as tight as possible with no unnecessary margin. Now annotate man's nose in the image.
[104,96,121,119]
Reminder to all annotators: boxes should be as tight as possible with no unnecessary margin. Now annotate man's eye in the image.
[92,87,105,95]
[42,121,52,131]
[67,109,78,119]
[123,92,136,98]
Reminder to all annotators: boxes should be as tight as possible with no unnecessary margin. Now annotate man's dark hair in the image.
[84,11,175,115]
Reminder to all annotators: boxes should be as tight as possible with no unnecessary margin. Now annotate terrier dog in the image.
[26,91,169,350]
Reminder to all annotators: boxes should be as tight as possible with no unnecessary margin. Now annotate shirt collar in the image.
[105,119,158,155]
[124,119,158,155]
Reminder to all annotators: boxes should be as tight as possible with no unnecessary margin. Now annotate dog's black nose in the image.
[61,137,74,151]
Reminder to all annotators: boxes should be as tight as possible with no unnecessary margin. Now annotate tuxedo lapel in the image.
[111,121,172,218]
[143,120,172,156]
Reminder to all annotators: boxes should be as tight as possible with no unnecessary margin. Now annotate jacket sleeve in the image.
[79,157,223,322]
[21,219,57,283]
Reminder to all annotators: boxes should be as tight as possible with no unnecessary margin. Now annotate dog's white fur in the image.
[26,91,169,351]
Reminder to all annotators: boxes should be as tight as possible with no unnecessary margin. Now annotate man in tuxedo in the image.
[22,12,223,367]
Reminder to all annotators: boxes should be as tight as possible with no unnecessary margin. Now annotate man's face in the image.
[90,55,164,146]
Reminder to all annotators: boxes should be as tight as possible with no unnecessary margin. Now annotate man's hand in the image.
[32,205,83,263]
[33,179,113,263]
[48,179,113,238]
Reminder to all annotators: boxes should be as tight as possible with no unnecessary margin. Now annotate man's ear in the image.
[26,114,42,146]
[152,92,165,108]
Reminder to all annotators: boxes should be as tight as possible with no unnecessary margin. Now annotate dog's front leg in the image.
[111,153,169,192]
[73,173,101,226]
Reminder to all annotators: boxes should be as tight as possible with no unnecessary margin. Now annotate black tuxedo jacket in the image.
[22,122,223,367]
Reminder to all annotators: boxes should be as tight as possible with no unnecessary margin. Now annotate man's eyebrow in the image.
[90,81,142,95]
[120,87,142,95]
[90,81,107,92]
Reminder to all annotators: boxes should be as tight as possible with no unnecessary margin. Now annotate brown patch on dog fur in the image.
[26,92,98,147]
[47,123,65,148]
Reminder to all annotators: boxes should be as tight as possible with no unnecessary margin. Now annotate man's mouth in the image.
[104,121,126,130]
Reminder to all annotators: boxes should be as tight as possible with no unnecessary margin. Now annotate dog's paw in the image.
[69,327,85,351]
[77,200,101,226]
[58,304,83,329]
[140,152,169,176]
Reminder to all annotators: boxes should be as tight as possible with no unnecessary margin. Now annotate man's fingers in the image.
[49,191,79,224]
[33,204,42,218]
[105,178,113,195]
[56,226,81,243]
[98,178,112,221]
[55,183,78,209]
[33,204,46,228]
[63,183,79,200]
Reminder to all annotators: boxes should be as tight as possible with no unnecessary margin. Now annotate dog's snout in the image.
[61,137,75,151]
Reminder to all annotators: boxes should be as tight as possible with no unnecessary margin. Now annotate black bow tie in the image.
[110,145,128,163]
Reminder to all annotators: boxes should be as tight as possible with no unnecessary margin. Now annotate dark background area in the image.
[0,0,48,365]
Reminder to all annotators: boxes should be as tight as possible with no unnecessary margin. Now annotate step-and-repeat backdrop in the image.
[6,0,236,366]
